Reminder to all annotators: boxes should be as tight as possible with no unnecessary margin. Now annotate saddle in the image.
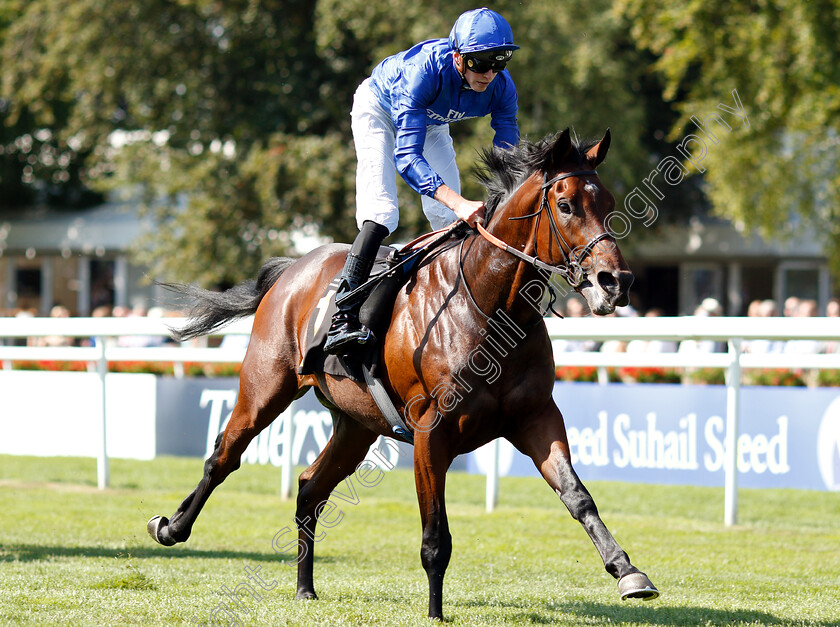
[298,222,469,443]
[298,245,401,382]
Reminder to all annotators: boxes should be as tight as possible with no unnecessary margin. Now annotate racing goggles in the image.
[464,49,513,74]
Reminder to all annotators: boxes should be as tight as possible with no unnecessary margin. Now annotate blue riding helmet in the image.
[448,8,520,54]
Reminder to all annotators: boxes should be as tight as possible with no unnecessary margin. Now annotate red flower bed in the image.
[555,365,599,382]
[618,367,681,384]
[746,369,806,387]
[9,360,241,378]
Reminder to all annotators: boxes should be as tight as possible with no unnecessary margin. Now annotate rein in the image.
[476,169,612,288]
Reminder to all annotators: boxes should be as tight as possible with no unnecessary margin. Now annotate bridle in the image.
[476,170,613,288]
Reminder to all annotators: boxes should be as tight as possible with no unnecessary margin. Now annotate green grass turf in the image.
[0,454,838,626]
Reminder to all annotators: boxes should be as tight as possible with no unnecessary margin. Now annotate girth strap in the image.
[362,363,414,444]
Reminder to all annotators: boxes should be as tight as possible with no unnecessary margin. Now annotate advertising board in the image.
[2,371,837,491]
[468,383,840,491]
[156,379,840,491]
[0,371,156,460]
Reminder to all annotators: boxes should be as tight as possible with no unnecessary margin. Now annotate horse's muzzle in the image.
[597,269,634,308]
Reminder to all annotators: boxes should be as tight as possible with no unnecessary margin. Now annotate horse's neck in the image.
[459,181,548,327]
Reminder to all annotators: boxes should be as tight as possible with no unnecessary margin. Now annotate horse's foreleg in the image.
[508,400,659,600]
[147,372,297,547]
[414,428,453,621]
[292,412,377,600]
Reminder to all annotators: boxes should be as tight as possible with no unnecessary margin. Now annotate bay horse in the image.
[147,128,659,619]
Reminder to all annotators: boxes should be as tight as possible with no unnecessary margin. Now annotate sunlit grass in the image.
[1,454,838,625]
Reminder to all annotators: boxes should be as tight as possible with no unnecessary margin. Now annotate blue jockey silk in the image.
[368,38,519,197]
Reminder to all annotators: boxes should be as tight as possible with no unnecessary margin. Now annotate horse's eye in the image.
[557,200,573,215]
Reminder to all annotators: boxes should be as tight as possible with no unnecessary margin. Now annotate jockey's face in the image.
[453,52,497,92]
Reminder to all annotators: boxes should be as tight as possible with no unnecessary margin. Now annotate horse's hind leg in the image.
[147,361,300,547]
[290,408,378,600]
[507,400,659,600]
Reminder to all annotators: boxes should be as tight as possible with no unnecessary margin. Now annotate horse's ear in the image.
[585,129,611,167]
[548,128,573,171]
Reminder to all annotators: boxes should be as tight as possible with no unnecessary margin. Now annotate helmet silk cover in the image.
[448,8,519,54]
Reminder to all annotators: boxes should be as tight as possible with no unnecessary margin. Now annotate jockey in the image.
[324,7,521,354]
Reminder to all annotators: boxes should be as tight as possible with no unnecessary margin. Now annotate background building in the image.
[629,217,832,316]
[0,200,169,316]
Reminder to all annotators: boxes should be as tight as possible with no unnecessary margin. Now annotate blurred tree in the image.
[1,0,367,284]
[2,0,679,284]
[0,0,100,209]
[618,0,840,273]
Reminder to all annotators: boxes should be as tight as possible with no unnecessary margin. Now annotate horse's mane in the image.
[476,134,599,223]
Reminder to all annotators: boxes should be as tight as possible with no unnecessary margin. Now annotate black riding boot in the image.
[323,220,389,355]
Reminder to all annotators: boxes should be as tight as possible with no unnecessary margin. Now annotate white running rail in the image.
[2,315,839,524]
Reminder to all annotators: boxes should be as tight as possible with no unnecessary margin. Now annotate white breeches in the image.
[351,78,461,233]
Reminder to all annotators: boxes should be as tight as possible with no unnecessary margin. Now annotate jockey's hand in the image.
[434,184,486,228]
[454,199,486,228]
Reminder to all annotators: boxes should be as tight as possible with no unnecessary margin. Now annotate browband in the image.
[541,170,598,189]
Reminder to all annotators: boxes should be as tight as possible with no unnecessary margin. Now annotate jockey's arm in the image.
[434,184,485,227]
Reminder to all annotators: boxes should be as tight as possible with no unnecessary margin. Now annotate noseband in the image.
[476,170,613,288]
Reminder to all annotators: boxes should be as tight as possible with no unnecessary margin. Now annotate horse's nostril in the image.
[598,271,634,297]
[597,271,618,294]
[619,271,634,293]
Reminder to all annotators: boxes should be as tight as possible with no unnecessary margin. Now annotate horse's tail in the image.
[163,256,296,342]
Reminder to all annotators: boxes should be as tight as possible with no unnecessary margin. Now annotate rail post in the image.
[724,337,743,526]
[280,403,295,501]
[485,438,500,513]
[96,337,109,489]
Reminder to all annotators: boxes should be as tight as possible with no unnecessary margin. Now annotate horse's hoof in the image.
[295,589,318,600]
[619,572,660,600]
[147,515,177,547]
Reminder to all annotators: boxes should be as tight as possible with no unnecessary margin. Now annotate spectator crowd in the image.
[550,295,840,356]
[2,295,839,355]
[0,303,182,348]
